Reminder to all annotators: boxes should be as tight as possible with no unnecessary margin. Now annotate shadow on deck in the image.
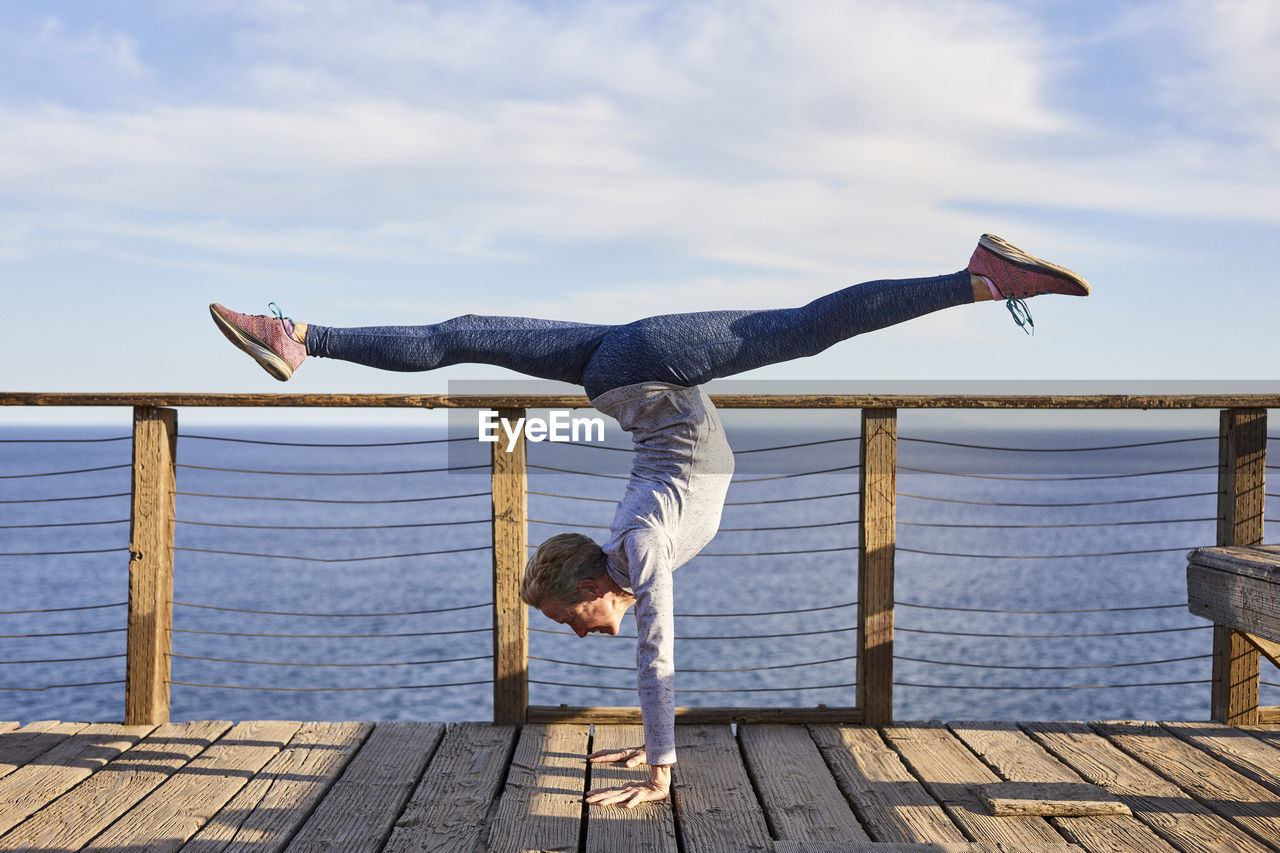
[1,718,1279,851]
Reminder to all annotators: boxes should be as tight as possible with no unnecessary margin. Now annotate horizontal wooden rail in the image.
[6,392,1280,409]
[527,705,862,725]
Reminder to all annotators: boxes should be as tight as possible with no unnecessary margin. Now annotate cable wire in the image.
[895,653,1210,670]
[0,464,131,480]
[176,490,489,505]
[898,491,1214,508]
[531,624,857,641]
[172,600,490,617]
[177,462,485,476]
[175,518,488,531]
[171,653,491,668]
[0,519,129,530]
[0,680,125,692]
[173,544,490,563]
[0,602,126,615]
[531,679,855,693]
[0,435,129,443]
[896,625,1209,639]
[531,653,857,673]
[899,464,1215,482]
[0,653,125,666]
[899,434,1215,453]
[171,679,491,692]
[897,601,1184,614]
[172,627,490,639]
[180,433,468,447]
[894,679,1210,690]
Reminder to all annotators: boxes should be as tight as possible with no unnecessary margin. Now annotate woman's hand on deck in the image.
[585,764,672,809]
[587,745,646,768]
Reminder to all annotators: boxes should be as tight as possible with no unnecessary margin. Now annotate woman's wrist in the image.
[649,763,672,790]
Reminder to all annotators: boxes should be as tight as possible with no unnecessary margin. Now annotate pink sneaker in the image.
[968,234,1090,299]
[209,302,306,381]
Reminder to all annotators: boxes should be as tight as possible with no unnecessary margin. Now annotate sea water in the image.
[2,409,1275,724]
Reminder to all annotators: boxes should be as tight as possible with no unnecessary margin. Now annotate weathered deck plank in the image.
[1162,720,1280,797]
[1024,721,1273,853]
[81,720,300,852]
[949,721,1176,853]
[0,721,153,836]
[180,720,373,853]
[382,722,515,853]
[0,719,1274,851]
[486,722,588,853]
[775,844,1085,852]
[1093,720,1280,848]
[284,722,444,853]
[738,723,869,842]
[585,723,678,851]
[0,720,86,780]
[0,720,232,852]
[672,724,773,852]
[809,724,967,844]
[882,722,1066,848]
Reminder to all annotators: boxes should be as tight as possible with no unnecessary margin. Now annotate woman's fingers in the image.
[585,781,669,807]
[587,746,645,765]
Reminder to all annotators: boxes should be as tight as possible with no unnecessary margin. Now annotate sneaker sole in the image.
[209,304,294,381]
[978,234,1091,296]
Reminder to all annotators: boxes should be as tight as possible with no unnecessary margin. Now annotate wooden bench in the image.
[1188,544,1280,671]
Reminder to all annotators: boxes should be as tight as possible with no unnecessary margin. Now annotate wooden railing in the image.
[2,392,1276,726]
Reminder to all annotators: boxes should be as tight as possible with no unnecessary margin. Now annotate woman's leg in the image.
[306,314,613,386]
[210,302,614,385]
[582,271,973,397]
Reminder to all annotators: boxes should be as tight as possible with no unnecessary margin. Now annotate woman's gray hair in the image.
[521,533,608,607]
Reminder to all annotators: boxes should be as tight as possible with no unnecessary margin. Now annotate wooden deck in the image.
[1,719,1279,852]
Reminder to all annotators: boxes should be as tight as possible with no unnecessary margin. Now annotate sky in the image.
[2,0,1278,425]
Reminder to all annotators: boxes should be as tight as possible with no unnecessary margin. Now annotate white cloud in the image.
[0,0,1277,280]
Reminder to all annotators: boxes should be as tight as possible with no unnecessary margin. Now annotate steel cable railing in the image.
[0,431,130,703]
[893,424,1222,711]
[2,411,1273,721]
[164,429,494,711]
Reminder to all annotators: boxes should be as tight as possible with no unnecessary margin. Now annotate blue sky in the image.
[2,0,1278,422]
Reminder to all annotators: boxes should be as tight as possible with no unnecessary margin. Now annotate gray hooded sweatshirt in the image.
[588,382,735,766]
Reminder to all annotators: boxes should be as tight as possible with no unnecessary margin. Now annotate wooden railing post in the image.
[126,406,177,725]
[858,407,897,725]
[492,407,529,724]
[1212,407,1266,724]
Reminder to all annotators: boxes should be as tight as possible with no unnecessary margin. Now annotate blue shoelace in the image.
[268,302,295,335]
[1006,297,1034,335]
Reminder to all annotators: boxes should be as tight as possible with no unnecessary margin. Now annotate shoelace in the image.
[1005,296,1034,335]
[268,302,296,336]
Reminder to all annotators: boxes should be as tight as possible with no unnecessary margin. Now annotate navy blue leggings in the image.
[307,271,973,399]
